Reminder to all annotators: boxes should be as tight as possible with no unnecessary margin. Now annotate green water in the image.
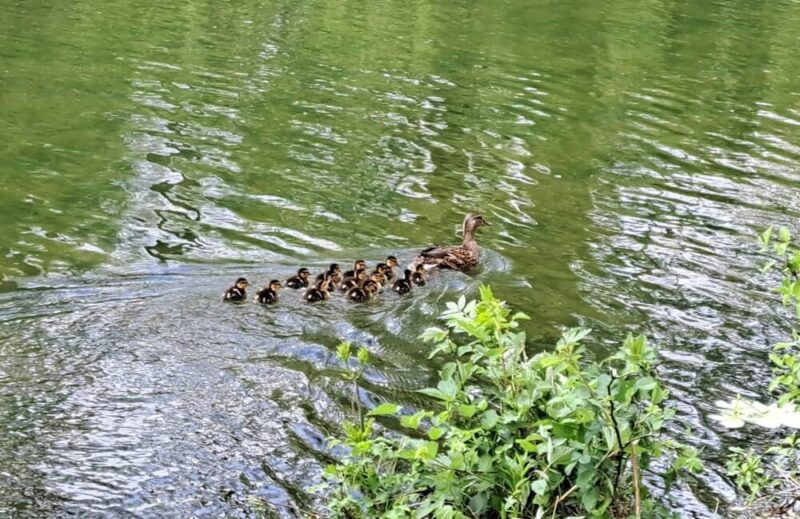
[2,0,800,515]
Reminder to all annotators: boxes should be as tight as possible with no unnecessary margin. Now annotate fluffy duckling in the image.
[286,268,311,289]
[343,260,367,280]
[347,279,379,303]
[223,277,250,302]
[370,270,388,290]
[315,263,342,285]
[256,280,283,305]
[392,269,413,295]
[340,269,368,292]
[305,277,331,303]
[412,264,426,286]
[384,256,399,280]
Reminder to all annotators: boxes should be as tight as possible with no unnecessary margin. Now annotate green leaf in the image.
[760,226,773,249]
[481,409,499,428]
[458,404,477,418]
[367,403,400,417]
[428,427,445,440]
[779,226,791,243]
[531,479,548,496]
[634,377,657,392]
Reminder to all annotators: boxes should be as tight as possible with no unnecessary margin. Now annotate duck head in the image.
[297,268,311,279]
[385,256,399,269]
[269,279,283,291]
[235,277,250,289]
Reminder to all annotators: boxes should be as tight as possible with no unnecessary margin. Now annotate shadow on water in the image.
[2,0,800,516]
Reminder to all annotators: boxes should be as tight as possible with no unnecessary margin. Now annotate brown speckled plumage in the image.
[410,214,489,272]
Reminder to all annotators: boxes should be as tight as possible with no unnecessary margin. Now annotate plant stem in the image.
[630,441,641,519]
[607,375,626,496]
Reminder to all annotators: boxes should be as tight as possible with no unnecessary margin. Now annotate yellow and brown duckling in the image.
[340,268,368,292]
[256,279,283,305]
[370,270,388,290]
[305,277,332,303]
[342,260,367,280]
[286,268,311,289]
[410,213,490,272]
[223,277,250,302]
[411,264,426,286]
[347,278,379,303]
[384,256,399,280]
[316,263,341,286]
[392,269,413,295]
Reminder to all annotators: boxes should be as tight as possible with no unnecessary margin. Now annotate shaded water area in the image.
[2,0,800,515]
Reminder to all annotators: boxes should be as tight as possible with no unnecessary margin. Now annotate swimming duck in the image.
[256,280,283,305]
[411,264,426,286]
[305,277,331,303]
[316,263,342,286]
[410,213,490,272]
[392,269,413,295]
[370,270,388,290]
[347,279,379,303]
[286,268,311,289]
[343,260,367,280]
[223,277,250,302]
[340,269,368,292]
[384,256,399,280]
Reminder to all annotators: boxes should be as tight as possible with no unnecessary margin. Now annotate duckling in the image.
[255,280,283,305]
[347,279,379,303]
[340,269,368,292]
[374,262,391,282]
[315,263,342,286]
[286,268,311,289]
[392,269,413,295]
[412,264,427,286]
[305,277,331,303]
[342,260,367,280]
[223,277,250,302]
[410,213,490,272]
[384,256,399,280]
[370,270,388,290]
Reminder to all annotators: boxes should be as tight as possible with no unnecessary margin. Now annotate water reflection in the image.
[1,0,800,515]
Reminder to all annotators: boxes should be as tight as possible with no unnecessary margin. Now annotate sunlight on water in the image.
[1,0,800,516]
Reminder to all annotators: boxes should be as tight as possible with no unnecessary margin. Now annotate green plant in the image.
[323,286,701,518]
[725,447,773,501]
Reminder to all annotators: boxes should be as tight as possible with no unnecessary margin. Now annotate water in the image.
[2,0,800,515]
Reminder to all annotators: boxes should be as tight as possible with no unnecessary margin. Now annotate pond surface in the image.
[2,0,800,516]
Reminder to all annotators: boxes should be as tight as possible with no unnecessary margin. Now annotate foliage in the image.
[323,286,701,518]
[725,447,773,501]
[715,227,800,515]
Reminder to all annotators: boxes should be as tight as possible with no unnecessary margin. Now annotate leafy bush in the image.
[323,286,701,518]
[715,227,800,515]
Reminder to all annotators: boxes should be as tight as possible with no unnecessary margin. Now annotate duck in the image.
[384,256,399,280]
[305,277,331,303]
[410,213,490,272]
[286,268,311,289]
[392,269,413,295]
[411,264,426,286]
[342,260,367,280]
[255,280,283,305]
[223,277,250,302]
[316,263,342,287]
[340,269,368,292]
[370,270,388,290]
[347,279,379,303]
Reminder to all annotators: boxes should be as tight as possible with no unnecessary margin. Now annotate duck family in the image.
[222,213,489,305]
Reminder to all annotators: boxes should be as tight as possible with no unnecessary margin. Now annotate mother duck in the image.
[410,213,490,272]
